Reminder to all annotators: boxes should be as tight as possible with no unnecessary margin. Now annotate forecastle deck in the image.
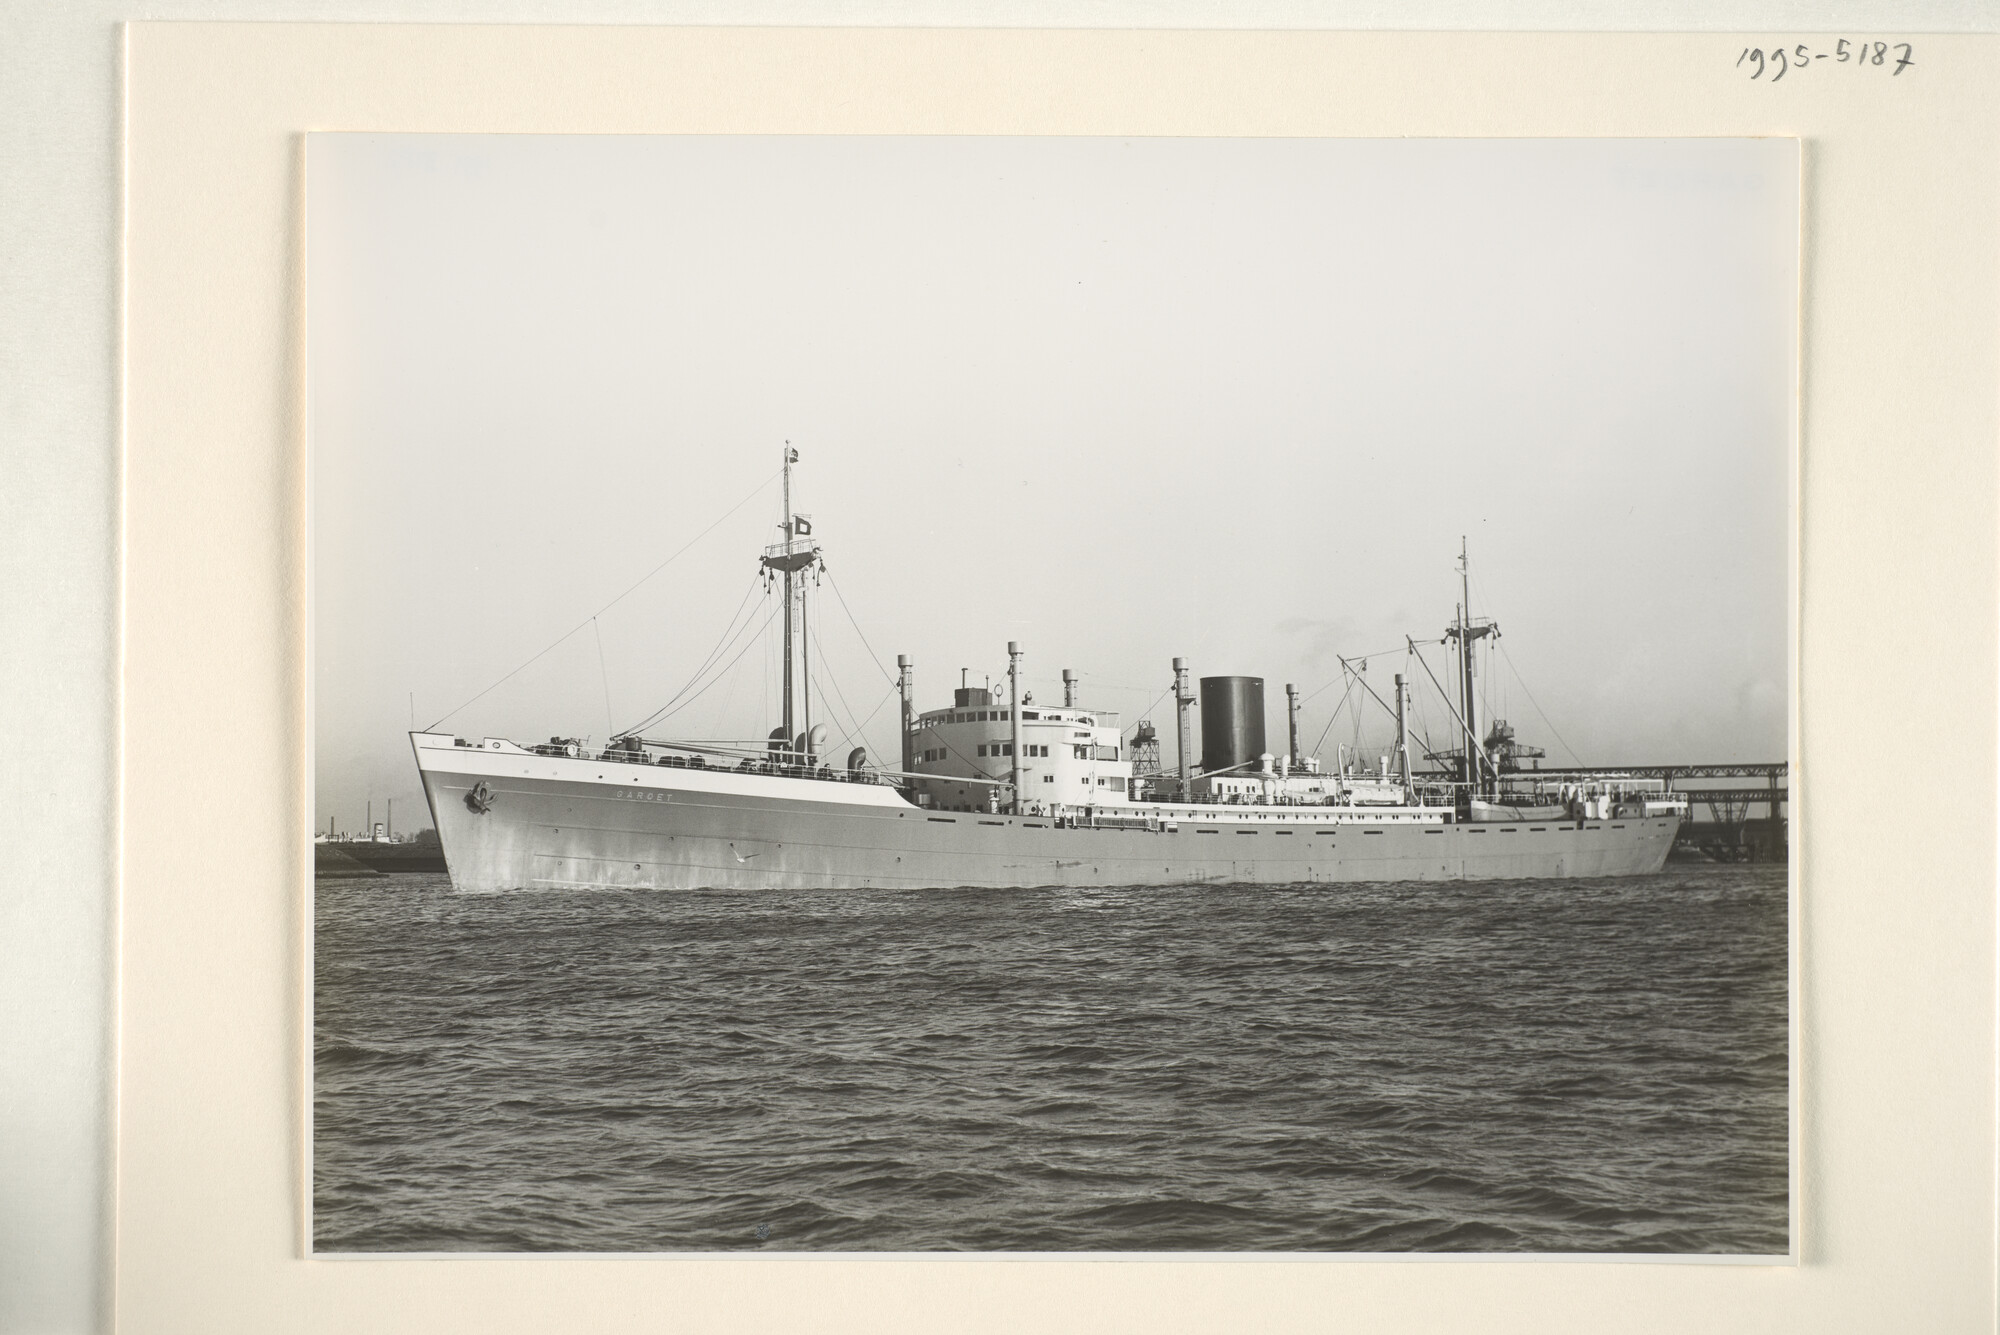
[413,733,1678,892]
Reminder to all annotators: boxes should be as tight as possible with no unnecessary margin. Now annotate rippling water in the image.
[313,867,1788,1253]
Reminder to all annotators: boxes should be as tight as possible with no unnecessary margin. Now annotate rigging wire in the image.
[762,604,775,738]
[1307,677,1356,762]
[1464,565,1535,754]
[1031,675,1168,696]
[1496,640,1583,765]
[619,570,768,736]
[649,601,784,726]
[650,606,778,730]
[808,659,868,763]
[1297,638,1448,706]
[592,618,614,738]
[1479,637,1497,737]
[845,679,904,757]
[424,465,782,730]
[808,671,880,767]
[807,598,869,752]
[1405,641,1443,765]
[820,564,897,687]
[654,578,766,728]
[1410,672,1437,764]
[675,572,765,699]
[707,633,746,735]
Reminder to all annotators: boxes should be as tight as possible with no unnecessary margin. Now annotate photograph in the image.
[308,133,1794,1255]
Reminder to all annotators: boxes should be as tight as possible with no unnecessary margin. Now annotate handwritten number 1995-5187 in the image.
[1738,40,1914,81]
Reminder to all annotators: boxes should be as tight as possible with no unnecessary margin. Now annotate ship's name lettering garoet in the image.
[618,790,672,803]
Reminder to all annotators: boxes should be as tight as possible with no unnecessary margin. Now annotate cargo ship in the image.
[413,453,1685,892]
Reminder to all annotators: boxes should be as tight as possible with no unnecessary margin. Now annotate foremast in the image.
[760,445,822,764]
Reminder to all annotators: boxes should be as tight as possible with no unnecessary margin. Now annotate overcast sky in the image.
[308,134,1794,837]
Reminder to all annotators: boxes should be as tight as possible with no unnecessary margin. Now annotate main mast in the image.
[1445,537,1497,798]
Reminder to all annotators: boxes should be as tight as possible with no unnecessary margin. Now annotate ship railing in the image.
[595,745,895,785]
[761,536,818,561]
[1045,808,1159,831]
[1131,786,1465,811]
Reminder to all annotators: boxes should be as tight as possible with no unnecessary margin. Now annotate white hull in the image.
[413,734,1679,892]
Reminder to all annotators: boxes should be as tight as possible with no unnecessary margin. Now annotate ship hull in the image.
[414,735,1678,892]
